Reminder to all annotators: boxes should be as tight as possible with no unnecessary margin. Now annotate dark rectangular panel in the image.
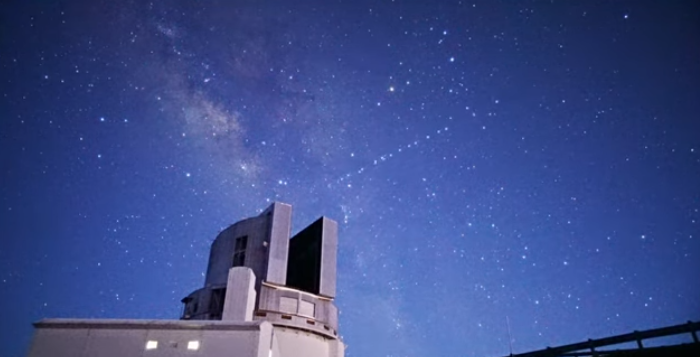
[286,218,324,294]
[208,288,227,320]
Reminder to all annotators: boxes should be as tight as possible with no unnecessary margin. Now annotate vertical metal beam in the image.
[634,331,644,349]
[588,339,598,357]
[687,321,699,344]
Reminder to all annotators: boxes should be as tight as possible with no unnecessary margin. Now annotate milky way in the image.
[2,1,699,357]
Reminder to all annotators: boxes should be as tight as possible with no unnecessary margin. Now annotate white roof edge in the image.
[34,318,266,331]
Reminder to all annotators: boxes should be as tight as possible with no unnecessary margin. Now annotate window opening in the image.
[232,235,248,267]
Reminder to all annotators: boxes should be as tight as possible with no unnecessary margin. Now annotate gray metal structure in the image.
[180,202,340,338]
[181,202,338,337]
[26,202,344,357]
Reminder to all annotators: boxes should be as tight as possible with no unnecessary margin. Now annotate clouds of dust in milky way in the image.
[135,9,342,188]
[109,0,364,190]
[125,12,267,185]
[152,69,263,183]
[122,4,425,351]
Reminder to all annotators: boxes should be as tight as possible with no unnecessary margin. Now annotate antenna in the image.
[506,315,514,356]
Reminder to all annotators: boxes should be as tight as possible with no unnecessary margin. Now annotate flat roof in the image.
[33,318,268,331]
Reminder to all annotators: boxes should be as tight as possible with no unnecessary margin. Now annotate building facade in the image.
[27,202,344,357]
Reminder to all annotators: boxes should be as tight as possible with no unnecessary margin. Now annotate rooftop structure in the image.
[180,202,340,338]
[27,202,344,357]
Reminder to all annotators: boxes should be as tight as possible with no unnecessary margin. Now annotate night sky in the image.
[2,1,699,356]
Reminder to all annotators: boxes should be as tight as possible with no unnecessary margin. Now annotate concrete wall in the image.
[272,326,344,357]
[27,319,344,357]
[27,319,270,357]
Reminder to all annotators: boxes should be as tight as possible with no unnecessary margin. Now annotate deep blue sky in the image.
[2,1,699,356]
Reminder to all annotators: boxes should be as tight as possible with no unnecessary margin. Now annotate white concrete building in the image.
[27,202,345,357]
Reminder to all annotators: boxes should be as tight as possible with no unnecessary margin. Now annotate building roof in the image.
[33,318,269,331]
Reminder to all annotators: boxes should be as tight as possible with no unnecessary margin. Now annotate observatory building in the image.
[26,202,344,357]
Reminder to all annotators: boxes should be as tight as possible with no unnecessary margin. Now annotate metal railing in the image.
[504,320,699,357]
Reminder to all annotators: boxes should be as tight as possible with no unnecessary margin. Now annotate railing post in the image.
[588,339,598,357]
[633,331,644,349]
[689,321,699,343]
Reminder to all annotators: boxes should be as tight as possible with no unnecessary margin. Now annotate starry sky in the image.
[2,1,699,356]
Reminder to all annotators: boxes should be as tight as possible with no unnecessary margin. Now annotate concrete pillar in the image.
[222,267,256,321]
